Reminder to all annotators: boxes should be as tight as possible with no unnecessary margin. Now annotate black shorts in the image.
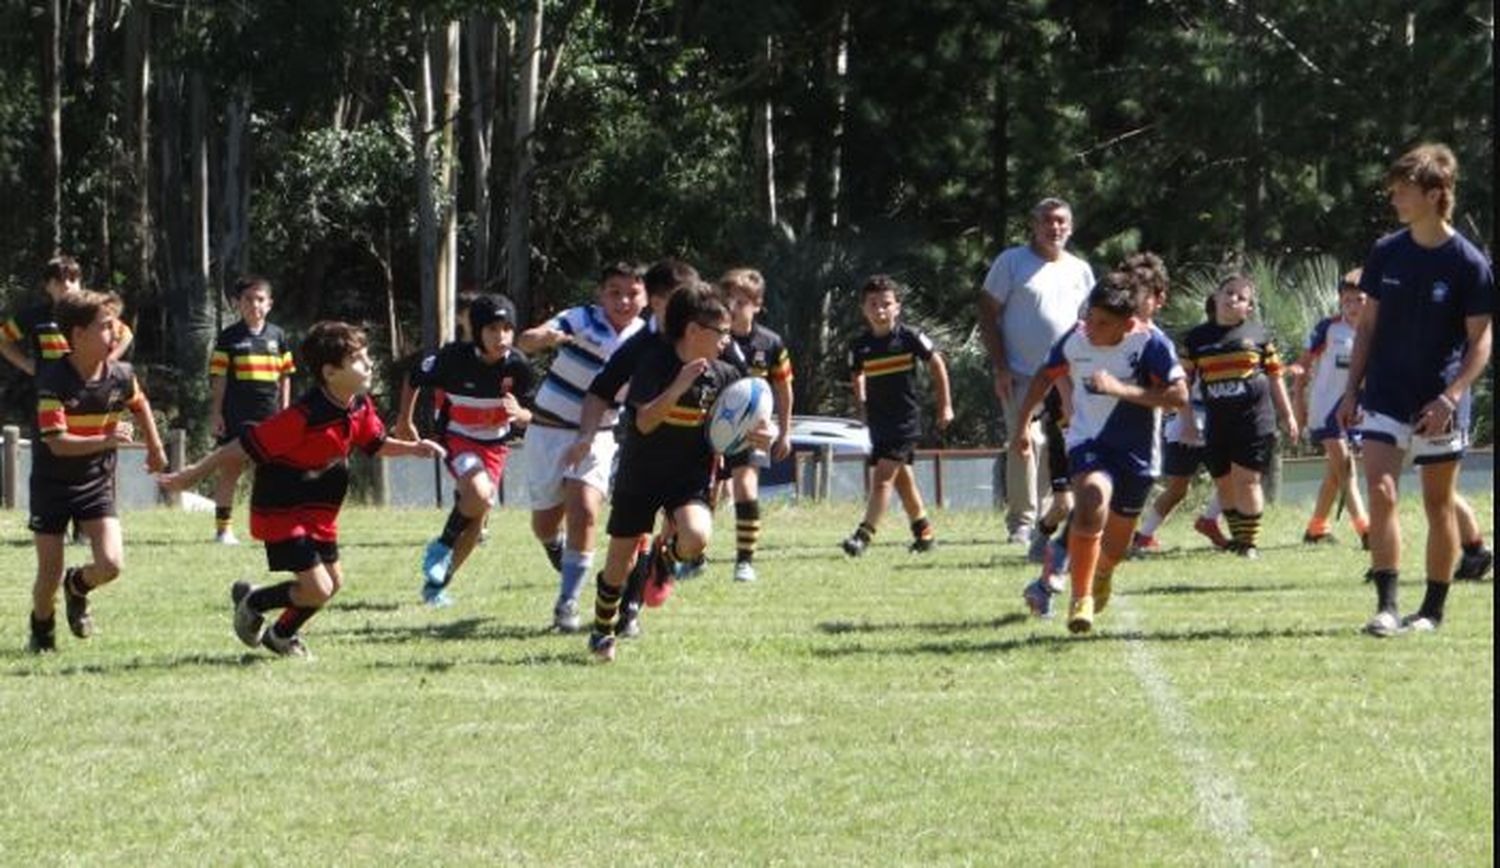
[717,449,757,479]
[1162,441,1209,478]
[1205,431,1276,478]
[28,474,116,535]
[606,484,711,537]
[265,537,341,573]
[868,438,917,466]
[217,419,260,447]
[1041,391,1069,492]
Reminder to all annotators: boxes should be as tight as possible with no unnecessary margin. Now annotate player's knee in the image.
[92,557,122,583]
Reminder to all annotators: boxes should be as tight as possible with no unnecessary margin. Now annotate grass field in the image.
[0,495,1492,865]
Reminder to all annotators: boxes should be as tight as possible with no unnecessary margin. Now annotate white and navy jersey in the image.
[532,305,645,428]
[1304,316,1357,427]
[409,342,533,444]
[1042,321,1184,475]
[1358,229,1494,422]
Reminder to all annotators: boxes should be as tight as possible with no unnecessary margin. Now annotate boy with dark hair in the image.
[160,322,444,658]
[207,275,296,545]
[1013,276,1187,633]
[584,281,769,662]
[395,294,533,606]
[719,268,793,583]
[27,289,167,653]
[1290,271,1370,547]
[1180,275,1298,559]
[1338,142,1493,636]
[517,262,648,633]
[841,275,953,556]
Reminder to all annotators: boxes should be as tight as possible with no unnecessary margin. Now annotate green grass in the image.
[0,496,1491,865]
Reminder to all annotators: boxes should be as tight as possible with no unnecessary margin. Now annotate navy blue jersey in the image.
[1358,229,1494,421]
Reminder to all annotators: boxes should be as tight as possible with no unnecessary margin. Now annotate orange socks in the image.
[1067,527,1103,600]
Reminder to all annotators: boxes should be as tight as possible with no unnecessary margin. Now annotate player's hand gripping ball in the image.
[707,377,773,455]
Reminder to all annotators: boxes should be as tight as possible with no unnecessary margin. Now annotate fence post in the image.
[2,425,18,510]
[372,454,391,507]
[166,428,186,508]
[817,444,833,502]
[1265,448,1282,505]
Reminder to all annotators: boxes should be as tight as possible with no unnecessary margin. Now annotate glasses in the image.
[695,321,731,337]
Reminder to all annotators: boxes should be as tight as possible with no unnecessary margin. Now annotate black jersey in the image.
[731,323,793,385]
[848,324,936,442]
[210,321,295,426]
[590,318,747,400]
[2,300,69,367]
[33,359,144,487]
[614,339,743,495]
[1180,319,1283,439]
[409,342,533,444]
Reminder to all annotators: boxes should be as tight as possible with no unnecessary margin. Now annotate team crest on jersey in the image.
[420,356,437,373]
[1431,281,1450,303]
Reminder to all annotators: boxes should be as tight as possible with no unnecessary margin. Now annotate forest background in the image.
[0,0,1491,450]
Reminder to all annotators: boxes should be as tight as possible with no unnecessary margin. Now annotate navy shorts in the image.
[868,438,917,467]
[1067,443,1155,517]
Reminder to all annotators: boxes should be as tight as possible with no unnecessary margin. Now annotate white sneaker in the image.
[1400,613,1440,633]
[552,598,582,633]
[1364,610,1401,638]
[215,530,241,546]
[733,561,757,583]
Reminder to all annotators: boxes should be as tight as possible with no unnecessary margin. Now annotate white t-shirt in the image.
[983,244,1094,377]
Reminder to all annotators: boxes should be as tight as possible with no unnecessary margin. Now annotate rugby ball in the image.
[708,377,773,455]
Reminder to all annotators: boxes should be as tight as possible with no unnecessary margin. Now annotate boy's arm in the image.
[1336,300,1377,429]
[770,376,794,458]
[516,320,569,354]
[392,379,421,442]
[0,338,34,375]
[850,370,866,423]
[1288,350,1314,429]
[1089,374,1189,410]
[1269,373,1299,442]
[927,352,954,430]
[209,375,228,437]
[130,389,168,472]
[376,435,446,460]
[635,359,708,434]
[157,440,247,492]
[279,374,292,410]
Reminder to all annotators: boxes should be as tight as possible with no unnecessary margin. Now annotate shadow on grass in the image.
[812,624,1353,659]
[1127,583,1300,597]
[329,616,554,645]
[3,651,270,676]
[818,613,1029,635]
[366,651,590,671]
[891,558,1021,572]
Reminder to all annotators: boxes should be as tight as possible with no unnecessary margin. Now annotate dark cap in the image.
[468,293,517,335]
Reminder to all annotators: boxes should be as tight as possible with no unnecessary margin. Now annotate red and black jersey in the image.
[731,323,793,385]
[2,300,70,368]
[33,360,145,486]
[210,321,295,427]
[241,388,387,543]
[614,339,743,496]
[1180,320,1284,439]
[848,324,936,443]
[409,342,533,444]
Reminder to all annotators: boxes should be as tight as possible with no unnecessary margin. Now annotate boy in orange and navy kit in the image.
[207,275,296,544]
[27,289,166,653]
[161,322,444,657]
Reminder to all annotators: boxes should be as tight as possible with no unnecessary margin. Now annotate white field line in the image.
[1115,597,1273,867]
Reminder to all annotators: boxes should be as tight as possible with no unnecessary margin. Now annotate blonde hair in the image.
[719,268,766,305]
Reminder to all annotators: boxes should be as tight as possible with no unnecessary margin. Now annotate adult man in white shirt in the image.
[977,198,1095,544]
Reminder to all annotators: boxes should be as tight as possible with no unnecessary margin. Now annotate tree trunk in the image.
[990,25,1009,245]
[437,19,460,345]
[752,35,779,228]
[188,71,214,402]
[415,15,439,349]
[44,0,64,252]
[507,0,542,325]
[126,2,150,303]
[219,83,251,297]
[466,12,498,294]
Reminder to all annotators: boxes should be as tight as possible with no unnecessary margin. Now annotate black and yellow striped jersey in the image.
[1180,319,1283,438]
[210,321,295,426]
[848,323,936,442]
[33,360,144,486]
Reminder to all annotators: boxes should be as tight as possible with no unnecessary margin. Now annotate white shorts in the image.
[1357,409,1468,465]
[523,425,617,510]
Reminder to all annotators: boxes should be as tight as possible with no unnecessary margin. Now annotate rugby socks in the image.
[1228,511,1262,551]
[1417,580,1449,624]
[246,582,295,614]
[735,500,761,564]
[64,567,92,598]
[1369,569,1399,615]
[1067,527,1103,600]
[438,507,472,549]
[560,549,593,603]
[1097,514,1135,576]
[593,573,622,636]
[272,606,318,638]
[1137,506,1165,539]
[623,537,651,606]
[542,536,565,573]
[910,515,934,543]
[30,612,55,641]
[215,506,233,536]
[852,522,875,544]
